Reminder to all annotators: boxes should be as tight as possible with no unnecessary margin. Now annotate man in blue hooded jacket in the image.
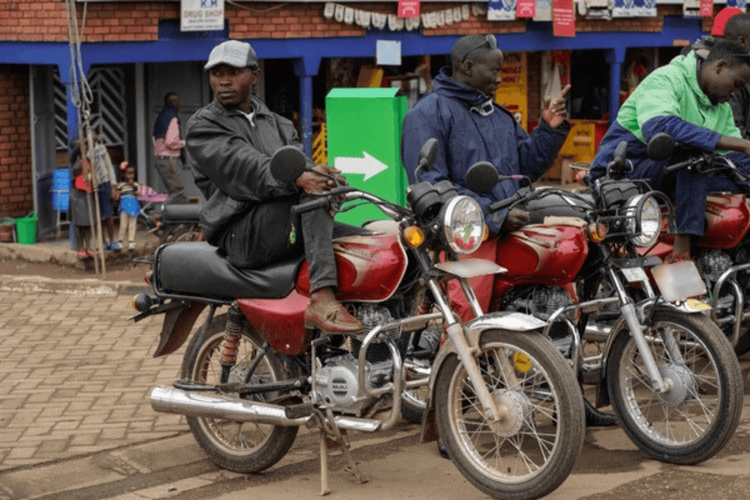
[401,34,571,236]
[402,35,617,436]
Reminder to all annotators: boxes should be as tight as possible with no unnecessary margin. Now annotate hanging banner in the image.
[700,0,714,16]
[398,0,421,18]
[552,0,575,37]
[488,0,517,20]
[181,0,225,32]
[612,0,657,18]
[516,0,536,18]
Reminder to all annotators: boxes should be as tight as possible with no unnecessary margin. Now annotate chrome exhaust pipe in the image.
[150,386,381,432]
[583,323,610,342]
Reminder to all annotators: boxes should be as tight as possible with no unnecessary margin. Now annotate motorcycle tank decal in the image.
[495,225,588,283]
[295,234,407,302]
[237,290,310,356]
[696,194,750,248]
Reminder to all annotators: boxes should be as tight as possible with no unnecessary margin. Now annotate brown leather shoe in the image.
[304,300,364,333]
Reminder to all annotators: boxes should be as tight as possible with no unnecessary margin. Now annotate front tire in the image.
[435,330,585,500]
[181,314,298,473]
[606,310,743,465]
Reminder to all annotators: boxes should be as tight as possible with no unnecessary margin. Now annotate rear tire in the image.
[181,314,298,473]
[435,330,584,500]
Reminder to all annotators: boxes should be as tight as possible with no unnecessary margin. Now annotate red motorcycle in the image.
[634,133,750,356]
[131,141,585,499]
[457,156,743,466]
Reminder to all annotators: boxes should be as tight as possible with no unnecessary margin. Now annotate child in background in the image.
[115,162,140,251]
[69,145,93,260]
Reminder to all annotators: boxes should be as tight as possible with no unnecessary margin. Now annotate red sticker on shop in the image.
[699,0,713,17]
[516,0,535,18]
[398,0,420,18]
[552,0,575,37]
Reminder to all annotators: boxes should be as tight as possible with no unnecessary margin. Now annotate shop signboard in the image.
[181,0,225,32]
[494,52,528,131]
[326,88,408,226]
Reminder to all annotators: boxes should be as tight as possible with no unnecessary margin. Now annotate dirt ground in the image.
[0,255,148,283]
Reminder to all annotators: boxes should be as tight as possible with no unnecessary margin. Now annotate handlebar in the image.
[661,153,748,185]
[489,190,526,213]
[290,187,409,221]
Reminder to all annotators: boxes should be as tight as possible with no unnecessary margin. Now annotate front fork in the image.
[428,277,509,427]
[608,267,672,394]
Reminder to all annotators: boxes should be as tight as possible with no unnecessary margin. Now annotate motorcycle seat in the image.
[162,203,201,222]
[155,242,304,301]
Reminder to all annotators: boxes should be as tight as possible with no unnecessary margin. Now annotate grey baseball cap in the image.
[204,40,259,70]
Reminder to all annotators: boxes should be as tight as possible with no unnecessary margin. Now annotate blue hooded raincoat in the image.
[401,67,570,235]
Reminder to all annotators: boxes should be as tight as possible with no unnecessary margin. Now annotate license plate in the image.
[651,261,707,302]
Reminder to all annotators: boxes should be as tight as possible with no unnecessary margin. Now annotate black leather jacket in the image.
[185,96,312,244]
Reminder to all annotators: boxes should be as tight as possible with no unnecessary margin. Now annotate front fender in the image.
[420,312,546,443]
[153,302,207,357]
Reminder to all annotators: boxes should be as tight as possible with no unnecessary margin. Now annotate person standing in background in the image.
[89,131,119,250]
[153,92,188,204]
[114,161,140,251]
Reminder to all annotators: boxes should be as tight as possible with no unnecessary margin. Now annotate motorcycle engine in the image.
[504,285,574,356]
[314,305,397,416]
[504,285,573,320]
[695,250,733,283]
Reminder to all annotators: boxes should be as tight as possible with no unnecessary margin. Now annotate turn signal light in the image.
[587,222,607,243]
[403,225,425,248]
[482,224,489,241]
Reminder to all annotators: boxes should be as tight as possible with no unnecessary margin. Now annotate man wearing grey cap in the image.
[186,39,365,333]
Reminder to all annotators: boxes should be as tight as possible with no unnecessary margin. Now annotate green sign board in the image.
[326,88,408,227]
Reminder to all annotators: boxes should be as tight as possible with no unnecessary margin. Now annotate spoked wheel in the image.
[435,330,585,500]
[181,314,298,473]
[606,310,743,465]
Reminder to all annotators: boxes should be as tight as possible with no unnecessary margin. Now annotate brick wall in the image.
[0,2,717,43]
[0,66,31,218]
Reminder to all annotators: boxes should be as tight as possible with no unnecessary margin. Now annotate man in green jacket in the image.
[590,39,750,260]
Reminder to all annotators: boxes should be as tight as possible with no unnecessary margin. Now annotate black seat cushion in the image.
[155,242,304,301]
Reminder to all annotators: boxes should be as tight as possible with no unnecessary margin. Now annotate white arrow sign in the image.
[334,151,389,181]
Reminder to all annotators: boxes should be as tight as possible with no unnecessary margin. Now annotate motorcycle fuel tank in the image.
[296,234,408,302]
[495,223,588,284]
[696,194,750,248]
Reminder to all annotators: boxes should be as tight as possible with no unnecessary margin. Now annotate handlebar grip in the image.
[662,158,695,175]
[291,196,331,218]
[489,191,523,213]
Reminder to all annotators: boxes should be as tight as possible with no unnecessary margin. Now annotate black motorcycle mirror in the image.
[414,138,439,182]
[464,161,531,195]
[646,132,675,161]
[464,161,500,195]
[269,145,310,184]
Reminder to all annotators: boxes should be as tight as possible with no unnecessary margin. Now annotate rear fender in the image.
[153,302,207,357]
[420,312,546,443]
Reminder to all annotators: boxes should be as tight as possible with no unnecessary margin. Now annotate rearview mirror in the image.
[647,133,675,162]
[269,145,308,184]
[465,161,499,195]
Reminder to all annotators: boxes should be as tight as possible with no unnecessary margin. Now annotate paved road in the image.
[1,275,750,500]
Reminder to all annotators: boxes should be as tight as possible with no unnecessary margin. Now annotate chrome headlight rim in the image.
[624,193,661,248]
[441,195,485,255]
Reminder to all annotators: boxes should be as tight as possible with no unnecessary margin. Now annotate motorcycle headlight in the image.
[624,194,661,247]
[440,195,485,254]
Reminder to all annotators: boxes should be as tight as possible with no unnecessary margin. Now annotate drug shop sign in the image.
[181,0,225,32]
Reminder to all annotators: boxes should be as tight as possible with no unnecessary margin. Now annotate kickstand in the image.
[313,408,368,496]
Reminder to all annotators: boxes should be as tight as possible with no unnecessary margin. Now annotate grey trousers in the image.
[154,156,187,204]
[220,195,367,292]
